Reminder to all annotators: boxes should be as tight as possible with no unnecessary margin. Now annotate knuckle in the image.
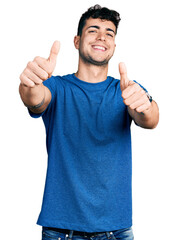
[135,84,141,91]
[42,72,48,80]
[140,89,145,94]
[34,56,40,62]
[121,91,126,99]
[124,99,129,105]
[23,67,29,76]
[39,75,46,81]
[132,82,137,88]
[136,108,141,113]
[27,61,31,66]
[20,72,27,82]
[129,105,135,110]
[27,61,33,69]
[129,104,135,110]
[19,72,24,81]
[123,99,126,105]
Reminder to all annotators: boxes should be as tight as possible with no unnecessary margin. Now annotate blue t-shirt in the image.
[29,73,133,232]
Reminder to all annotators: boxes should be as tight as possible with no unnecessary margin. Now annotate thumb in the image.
[48,40,60,64]
[119,62,130,92]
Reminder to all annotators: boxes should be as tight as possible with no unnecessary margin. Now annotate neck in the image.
[75,59,109,83]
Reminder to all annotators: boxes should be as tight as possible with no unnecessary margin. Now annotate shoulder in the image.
[107,76,121,89]
[52,73,75,85]
[108,75,120,83]
[43,74,74,88]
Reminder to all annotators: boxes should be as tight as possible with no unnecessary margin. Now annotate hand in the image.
[20,41,60,87]
[119,62,151,113]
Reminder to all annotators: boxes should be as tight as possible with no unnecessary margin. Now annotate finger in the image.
[27,61,48,80]
[129,94,149,110]
[34,56,52,74]
[122,81,140,99]
[123,87,146,106]
[119,62,130,92]
[24,68,43,85]
[20,73,35,88]
[136,100,151,113]
[48,40,60,64]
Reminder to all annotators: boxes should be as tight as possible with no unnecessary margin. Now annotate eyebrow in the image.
[87,25,116,34]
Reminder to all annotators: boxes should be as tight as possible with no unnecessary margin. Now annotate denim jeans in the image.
[42,227,134,240]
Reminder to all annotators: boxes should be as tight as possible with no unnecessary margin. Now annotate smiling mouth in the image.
[92,45,107,51]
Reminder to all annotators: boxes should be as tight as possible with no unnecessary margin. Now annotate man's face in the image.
[75,18,116,66]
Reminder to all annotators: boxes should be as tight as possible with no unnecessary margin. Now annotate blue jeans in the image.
[42,227,134,240]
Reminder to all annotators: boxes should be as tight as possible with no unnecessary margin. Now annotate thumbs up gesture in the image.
[119,62,151,113]
[20,41,60,87]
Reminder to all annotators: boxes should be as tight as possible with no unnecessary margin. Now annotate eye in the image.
[107,33,114,38]
[88,30,97,33]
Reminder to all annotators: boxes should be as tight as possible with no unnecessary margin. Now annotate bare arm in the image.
[119,62,159,129]
[19,41,60,114]
[19,83,51,114]
[127,100,159,129]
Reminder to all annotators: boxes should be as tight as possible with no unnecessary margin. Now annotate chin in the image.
[89,59,109,66]
[79,49,112,66]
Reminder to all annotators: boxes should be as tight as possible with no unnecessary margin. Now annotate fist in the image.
[20,41,60,87]
[119,62,151,113]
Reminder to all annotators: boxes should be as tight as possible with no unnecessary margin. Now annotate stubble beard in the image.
[79,48,111,67]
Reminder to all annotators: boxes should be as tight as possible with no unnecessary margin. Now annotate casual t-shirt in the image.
[28,73,134,232]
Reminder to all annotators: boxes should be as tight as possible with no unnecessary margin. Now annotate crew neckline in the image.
[70,73,112,91]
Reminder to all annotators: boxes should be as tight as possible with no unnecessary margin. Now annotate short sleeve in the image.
[28,76,57,118]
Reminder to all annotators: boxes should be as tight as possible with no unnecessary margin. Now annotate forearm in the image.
[19,41,59,113]
[19,83,45,106]
[128,100,159,129]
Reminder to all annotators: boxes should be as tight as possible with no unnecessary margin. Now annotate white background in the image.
[0,0,177,239]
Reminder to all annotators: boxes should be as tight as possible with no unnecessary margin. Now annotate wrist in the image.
[24,96,45,109]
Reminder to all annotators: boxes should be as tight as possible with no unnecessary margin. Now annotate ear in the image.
[74,36,80,49]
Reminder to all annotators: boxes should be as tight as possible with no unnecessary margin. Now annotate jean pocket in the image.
[42,228,62,240]
[112,228,134,240]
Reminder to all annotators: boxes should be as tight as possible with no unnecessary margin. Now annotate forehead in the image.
[84,18,116,32]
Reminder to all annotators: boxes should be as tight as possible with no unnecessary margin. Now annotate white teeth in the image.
[93,46,105,51]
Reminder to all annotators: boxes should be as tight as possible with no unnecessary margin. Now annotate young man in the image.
[19,5,159,240]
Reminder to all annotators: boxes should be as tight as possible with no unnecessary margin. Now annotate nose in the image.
[96,32,106,41]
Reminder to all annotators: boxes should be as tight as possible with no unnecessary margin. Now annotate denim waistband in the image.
[45,227,113,238]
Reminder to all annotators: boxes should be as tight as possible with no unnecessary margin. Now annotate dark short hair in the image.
[77,4,121,36]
